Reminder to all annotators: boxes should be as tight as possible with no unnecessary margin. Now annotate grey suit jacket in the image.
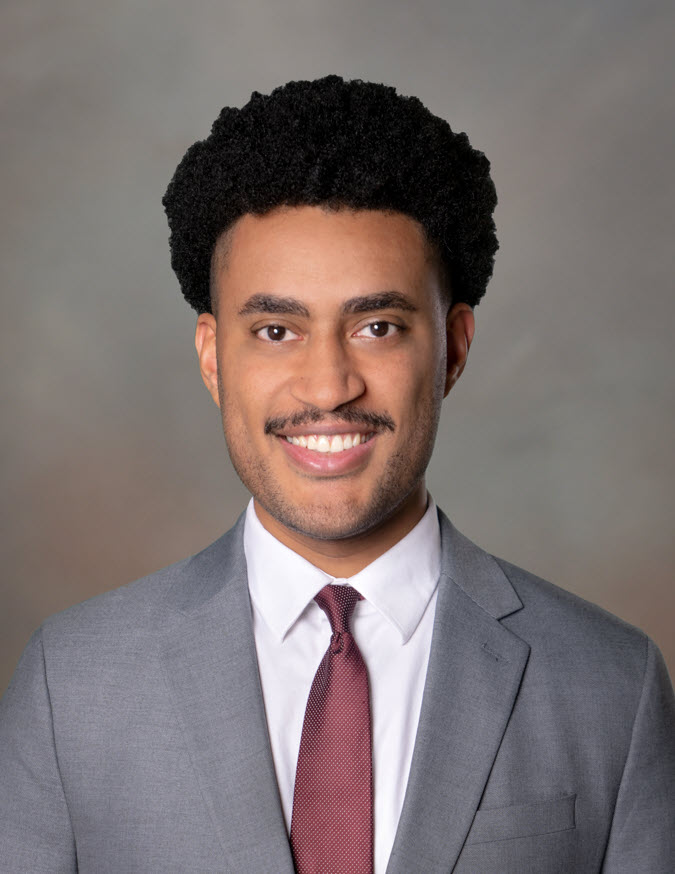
[1,510,674,873]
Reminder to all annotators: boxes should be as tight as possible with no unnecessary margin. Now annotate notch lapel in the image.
[386,512,530,874]
[160,517,295,874]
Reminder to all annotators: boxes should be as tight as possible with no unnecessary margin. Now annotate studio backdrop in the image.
[2,0,673,691]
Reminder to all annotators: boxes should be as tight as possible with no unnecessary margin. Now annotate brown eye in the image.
[266,325,286,341]
[354,321,401,339]
[254,324,300,342]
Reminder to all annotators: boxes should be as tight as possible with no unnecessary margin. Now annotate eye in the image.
[254,324,300,343]
[353,321,401,339]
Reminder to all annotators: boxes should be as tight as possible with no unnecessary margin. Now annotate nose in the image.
[289,333,366,412]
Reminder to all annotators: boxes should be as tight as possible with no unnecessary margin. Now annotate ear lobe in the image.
[444,304,475,397]
[194,313,220,407]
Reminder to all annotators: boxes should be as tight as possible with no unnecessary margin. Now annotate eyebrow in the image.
[238,294,310,317]
[342,291,417,315]
[238,290,417,318]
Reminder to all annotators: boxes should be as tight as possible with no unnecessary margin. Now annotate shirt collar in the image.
[244,496,440,645]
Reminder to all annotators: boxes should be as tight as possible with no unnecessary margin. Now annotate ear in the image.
[195,313,220,407]
[444,303,475,397]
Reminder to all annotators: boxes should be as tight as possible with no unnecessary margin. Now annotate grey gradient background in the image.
[2,0,674,693]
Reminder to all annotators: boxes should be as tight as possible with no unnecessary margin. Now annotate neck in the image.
[253,485,428,577]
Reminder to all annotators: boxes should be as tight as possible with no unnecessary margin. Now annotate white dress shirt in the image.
[244,496,441,874]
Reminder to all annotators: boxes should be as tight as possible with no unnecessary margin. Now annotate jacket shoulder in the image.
[40,516,245,643]
[494,555,650,679]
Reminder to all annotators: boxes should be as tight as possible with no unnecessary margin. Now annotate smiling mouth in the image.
[281,432,375,454]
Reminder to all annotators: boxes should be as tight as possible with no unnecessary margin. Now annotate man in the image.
[1,76,673,873]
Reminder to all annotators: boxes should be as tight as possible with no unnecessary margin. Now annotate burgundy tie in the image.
[290,584,374,874]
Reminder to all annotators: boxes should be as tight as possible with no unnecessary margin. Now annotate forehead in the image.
[211,206,442,310]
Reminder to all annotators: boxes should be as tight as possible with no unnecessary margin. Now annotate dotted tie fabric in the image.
[290,584,374,874]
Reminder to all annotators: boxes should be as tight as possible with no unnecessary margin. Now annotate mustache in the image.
[264,407,395,435]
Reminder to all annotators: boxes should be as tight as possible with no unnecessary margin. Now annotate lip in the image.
[277,433,377,475]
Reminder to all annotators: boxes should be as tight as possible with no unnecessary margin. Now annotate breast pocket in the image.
[454,795,577,874]
[465,793,576,845]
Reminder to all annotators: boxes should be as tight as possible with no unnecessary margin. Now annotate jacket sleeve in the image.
[601,637,675,872]
[0,629,77,873]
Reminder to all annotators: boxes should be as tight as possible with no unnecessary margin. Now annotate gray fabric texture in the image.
[1,509,673,873]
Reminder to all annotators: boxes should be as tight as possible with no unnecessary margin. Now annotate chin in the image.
[286,518,370,542]
[260,481,420,543]
[269,500,378,541]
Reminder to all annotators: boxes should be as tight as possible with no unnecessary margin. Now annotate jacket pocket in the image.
[465,793,576,845]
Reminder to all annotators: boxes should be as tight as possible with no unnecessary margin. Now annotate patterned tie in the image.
[290,584,374,874]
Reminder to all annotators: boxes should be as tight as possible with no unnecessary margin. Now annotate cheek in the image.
[393,343,444,405]
[218,348,283,427]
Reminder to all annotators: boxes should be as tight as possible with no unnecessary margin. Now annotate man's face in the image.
[196,206,472,542]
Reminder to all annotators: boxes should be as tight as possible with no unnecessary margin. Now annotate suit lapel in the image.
[160,517,295,874]
[386,511,530,874]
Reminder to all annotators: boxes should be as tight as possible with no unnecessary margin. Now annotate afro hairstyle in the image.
[163,75,498,314]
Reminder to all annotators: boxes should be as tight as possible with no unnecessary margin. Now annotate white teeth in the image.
[284,432,371,454]
[316,435,331,453]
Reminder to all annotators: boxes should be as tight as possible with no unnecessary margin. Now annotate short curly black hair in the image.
[163,75,498,314]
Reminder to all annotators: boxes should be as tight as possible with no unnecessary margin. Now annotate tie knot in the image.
[314,584,361,635]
